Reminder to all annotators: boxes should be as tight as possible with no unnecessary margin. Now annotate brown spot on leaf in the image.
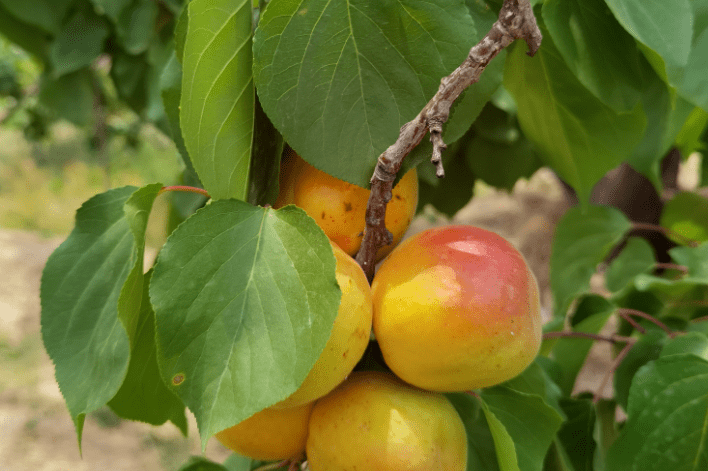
[172,374,185,386]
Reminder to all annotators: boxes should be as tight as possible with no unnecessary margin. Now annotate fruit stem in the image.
[159,185,211,198]
[251,460,289,471]
[616,310,646,334]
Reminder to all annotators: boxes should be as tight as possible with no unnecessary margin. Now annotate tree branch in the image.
[355,0,542,280]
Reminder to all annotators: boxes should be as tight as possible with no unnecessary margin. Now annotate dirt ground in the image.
[0,168,619,471]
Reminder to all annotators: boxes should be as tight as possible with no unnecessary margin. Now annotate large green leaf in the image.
[542,0,643,112]
[606,355,708,471]
[0,0,73,34]
[605,237,656,293]
[447,393,501,471]
[40,186,139,447]
[614,329,668,412]
[555,397,597,471]
[253,0,475,188]
[108,270,187,432]
[38,70,94,126]
[50,6,110,77]
[550,206,631,316]
[481,387,564,471]
[150,201,341,447]
[504,22,646,203]
[604,0,708,112]
[0,3,51,61]
[180,0,254,200]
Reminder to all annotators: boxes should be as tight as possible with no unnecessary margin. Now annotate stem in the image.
[617,310,646,334]
[593,340,635,404]
[692,315,708,323]
[159,185,211,198]
[617,308,675,338]
[354,0,542,280]
[631,222,699,247]
[655,262,689,273]
[542,331,634,344]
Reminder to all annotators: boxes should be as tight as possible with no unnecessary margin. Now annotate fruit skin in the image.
[306,371,467,471]
[215,401,313,461]
[371,225,542,391]
[274,241,373,408]
[274,149,418,261]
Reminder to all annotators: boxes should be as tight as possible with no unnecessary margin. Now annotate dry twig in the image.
[355,0,542,280]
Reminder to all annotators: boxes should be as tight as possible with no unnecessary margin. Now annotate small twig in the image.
[631,222,700,248]
[617,310,646,334]
[691,315,708,323]
[593,339,636,404]
[355,0,542,280]
[655,262,689,273]
[159,185,211,198]
[617,308,675,338]
[542,331,634,344]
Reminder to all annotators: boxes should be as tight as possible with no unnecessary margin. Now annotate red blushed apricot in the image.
[371,225,542,391]
[274,149,418,261]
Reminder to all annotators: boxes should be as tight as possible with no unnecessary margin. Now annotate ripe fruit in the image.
[274,241,373,408]
[215,401,313,461]
[306,371,467,471]
[274,149,418,261]
[371,225,542,391]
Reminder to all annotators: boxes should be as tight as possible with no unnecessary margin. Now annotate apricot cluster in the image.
[215,152,542,470]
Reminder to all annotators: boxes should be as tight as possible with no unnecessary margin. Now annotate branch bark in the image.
[355,0,542,280]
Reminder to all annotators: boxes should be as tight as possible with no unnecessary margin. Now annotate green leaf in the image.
[40,186,139,447]
[603,0,693,71]
[91,0,133,23]
[661,192,708,244]
[542,0,643,112]
[50,6,110,77]
[669,243,708,283]
[447,393,501,471]
[504,22,646,203]
[0,2,51,61]
[550,206,631,316]
[38,70,94,126]
[502,359,564,417]
[551,296,614,395]
[593,399,620,470]
[555,397,597,471]
[150,201,341,448]
[222,454,265,471]
[605,237,656,293]
[108,270,187,432]
[661,332,708,361]
[606,355,708,471]
[180,0,254,200]
[627,59,695,188]
[614,329,668,412]
[178,456,229,471]
[253,0,476,188]
[481,387,564,471]
[675,107,708,157]
[0,0,73,34]
[116,0,158,54]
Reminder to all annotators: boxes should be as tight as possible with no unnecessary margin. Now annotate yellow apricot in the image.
[371,225,542,391]
[215,401,313,461]
[274,241,372,408]
[274,149,418,261]
[306,371,467,471]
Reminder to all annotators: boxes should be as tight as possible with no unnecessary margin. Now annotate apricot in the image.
[306,371,467,471]
[371,225,542,391]
[274,241,373,408]
[274,149,418,261]
[215,401,313,461]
